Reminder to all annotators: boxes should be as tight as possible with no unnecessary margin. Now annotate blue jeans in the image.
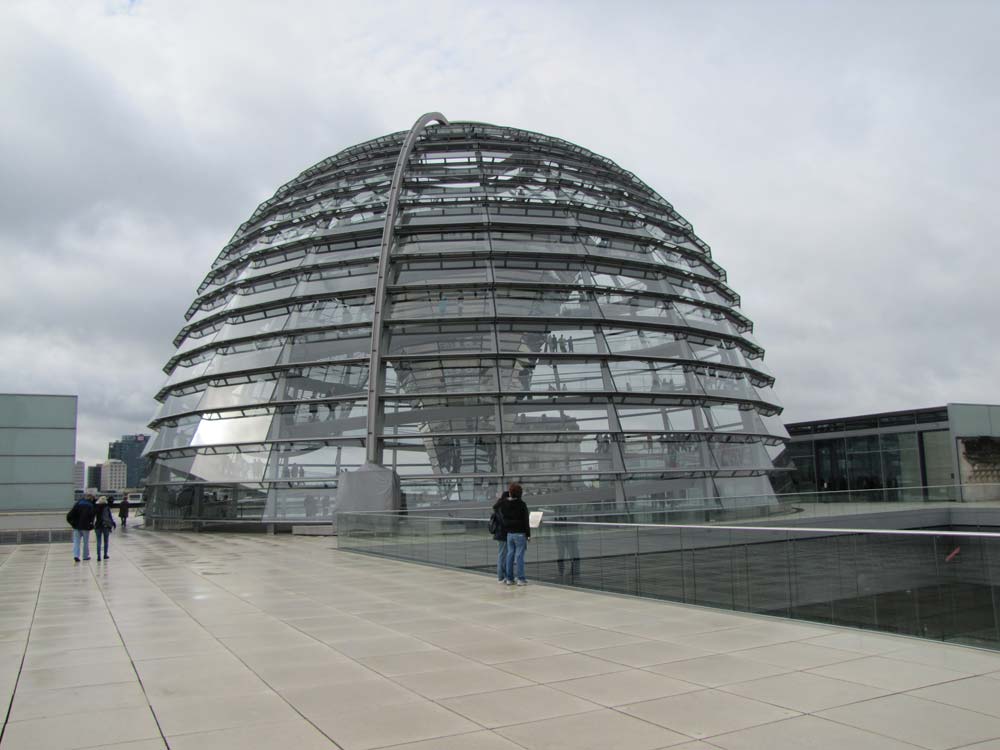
[95,528,110,558]
[72,529,90,560]
[497,539,507,580]
[505,533,527,582]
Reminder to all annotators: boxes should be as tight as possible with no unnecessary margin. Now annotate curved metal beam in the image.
[365,112,450,464]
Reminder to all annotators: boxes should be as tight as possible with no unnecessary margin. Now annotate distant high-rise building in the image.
[73,460,85,491]
[86,465,102,490]
[100,459,127,492]
[107,434,151,488]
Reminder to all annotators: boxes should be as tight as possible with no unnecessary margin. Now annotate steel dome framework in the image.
[144,114,788,522]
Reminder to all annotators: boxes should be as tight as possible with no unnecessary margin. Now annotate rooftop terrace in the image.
[4,530,1000,750]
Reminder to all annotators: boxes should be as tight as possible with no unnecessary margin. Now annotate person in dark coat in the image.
[118,497,130,528]
[66,494,96,562]
[499,483,531,585]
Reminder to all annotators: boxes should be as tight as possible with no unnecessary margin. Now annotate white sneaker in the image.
[505,580,515,585]
[516,579,527,586]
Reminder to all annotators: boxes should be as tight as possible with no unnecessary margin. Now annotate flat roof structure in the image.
[4,532,1000,749]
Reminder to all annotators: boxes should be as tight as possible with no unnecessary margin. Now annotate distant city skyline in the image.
[2,1,997,467]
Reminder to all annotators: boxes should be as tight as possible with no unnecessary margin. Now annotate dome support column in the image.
[365,112,450,465]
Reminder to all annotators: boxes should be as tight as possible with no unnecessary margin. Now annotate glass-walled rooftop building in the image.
[776,403,1000,501]
[144,115,787,524]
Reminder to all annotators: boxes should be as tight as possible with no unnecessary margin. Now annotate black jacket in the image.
[66,500,96,531]
[95,505,115,531]
[497,497,531,538]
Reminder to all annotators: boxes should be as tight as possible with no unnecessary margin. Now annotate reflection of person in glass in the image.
[555,513,580,579]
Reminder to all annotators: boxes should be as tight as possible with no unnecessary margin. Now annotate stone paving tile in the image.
[1,705,161,750]
[5,534,1000,750]
[709,715,919,750]
[620,688,800,739]
[496,708,692,750]
[440,684,601,728]
[819,694,1000,750]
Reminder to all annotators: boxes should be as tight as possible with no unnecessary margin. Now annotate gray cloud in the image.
[1,0,997,465]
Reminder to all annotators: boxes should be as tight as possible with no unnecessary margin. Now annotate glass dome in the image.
[144,115,788,523]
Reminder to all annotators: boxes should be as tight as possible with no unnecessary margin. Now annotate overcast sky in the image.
[2,0,997,467]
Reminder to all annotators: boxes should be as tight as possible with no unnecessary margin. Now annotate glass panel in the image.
[622,476,714,505]
[227,280,298,310]
[621,435,714,472]
[882,432,921,489]
[145,453,196,483]
[295,265,377,296]
[277,364,369,400]
[603,327,692,358]
[676,302,741,335]
[384,359,495,395]
[265,486,338,520]
[709,441,773,471]
[523,475,620,505]
[216,311,289,342]
[278,327,370,365]
[581,235,663,264]
[163,358,211,388]
[589,265,674,295]
[392,258,489,286]
[385,323,495,356]
[268,400,367,440]
[286,296,373,330]
[154,388,207,419]
[388,289,493,319]
[147,418,199,452]
[500,359,608,392]
[202,340,285,376]
[241,249,307,279]
[266,441,366,480]
[497,324,602,355]
[670,276,731,305]
[191,414,273,447]
[608,361,705,395]
[922,430,952,487]
[382,398,497,435]
[191,447,270,483]
[504,434,616,473]
[394,234,492,257]
[697,370,758,401]
[491,232,586,258]
[501,402,611,433]
[385,436,499,475]
[398,476,500,506]
[175,328,220,357]
[616,405,709,432]
[689,338,755,368]
[596,293,685,324]
[200,378,278,411]
[706,404,768,434]
[494,289,598,318]
[760,412,790,440]
[493,258,590,285]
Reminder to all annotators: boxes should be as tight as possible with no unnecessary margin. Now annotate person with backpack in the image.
[490,490,509,583]
[94,496,116,561]
[497,482,531,586]
[66,494,96,562]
